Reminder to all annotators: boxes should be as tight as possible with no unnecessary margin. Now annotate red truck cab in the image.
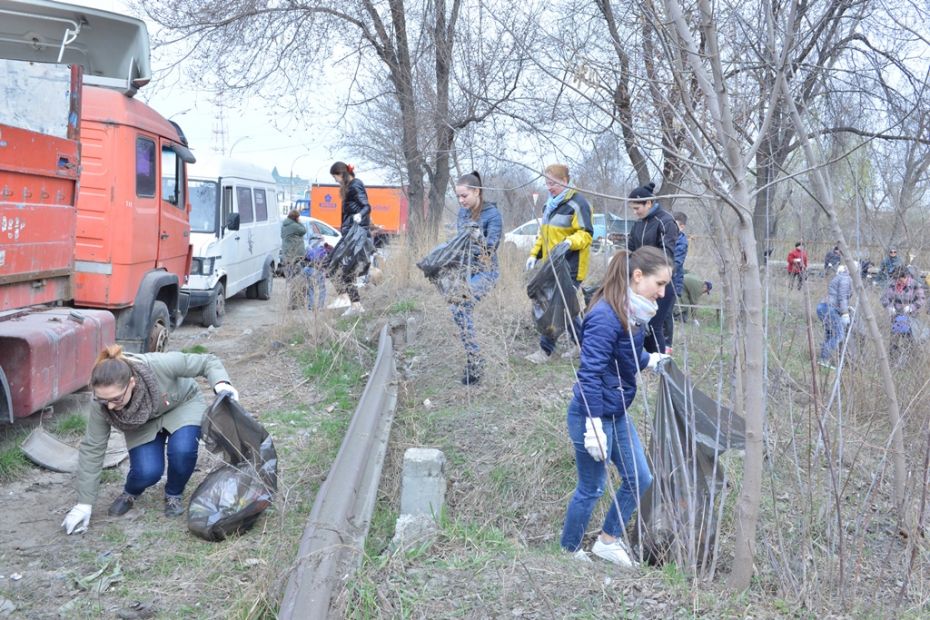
[0,0,191,421]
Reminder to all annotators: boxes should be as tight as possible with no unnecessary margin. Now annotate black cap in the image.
[628,182,656,201]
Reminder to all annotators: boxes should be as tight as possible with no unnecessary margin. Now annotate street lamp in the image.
[228,135,252,156]
[289,152,313,205]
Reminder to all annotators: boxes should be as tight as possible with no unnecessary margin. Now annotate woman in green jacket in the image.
[62,345,237,534]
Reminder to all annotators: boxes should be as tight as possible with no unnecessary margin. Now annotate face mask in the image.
[628,288,658,324]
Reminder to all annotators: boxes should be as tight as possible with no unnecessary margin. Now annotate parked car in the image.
[595,214,636,253]
[276,216,342,275]
[504,219,540,251]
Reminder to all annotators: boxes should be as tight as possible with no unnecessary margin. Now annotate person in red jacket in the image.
[786,242,808,290]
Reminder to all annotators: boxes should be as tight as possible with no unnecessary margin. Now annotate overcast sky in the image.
[76,0,374,186]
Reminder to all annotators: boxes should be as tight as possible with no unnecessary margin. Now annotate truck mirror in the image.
[226,212,240,231]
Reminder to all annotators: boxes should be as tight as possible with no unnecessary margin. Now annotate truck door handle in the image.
[160,233,170,240]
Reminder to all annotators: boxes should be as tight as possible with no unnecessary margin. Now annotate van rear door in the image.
[157,143,191,281]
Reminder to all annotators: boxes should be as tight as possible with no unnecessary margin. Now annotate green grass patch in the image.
[297,347,365,411]
[181,344,209,354]
[0,427,31,482]
[388,299,418,314]
[52,412,87,436]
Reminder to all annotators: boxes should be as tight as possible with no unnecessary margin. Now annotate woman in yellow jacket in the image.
[525,164,594,363]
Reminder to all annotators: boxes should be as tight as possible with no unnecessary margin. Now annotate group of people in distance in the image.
[795,241,930,368]
[281,161,372,316]
[448,165,713,566]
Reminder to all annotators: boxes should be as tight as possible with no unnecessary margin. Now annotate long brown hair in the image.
[589,246,668,331]
[90,344,132,388]
[329,161,355,201]
[456,170,484,220]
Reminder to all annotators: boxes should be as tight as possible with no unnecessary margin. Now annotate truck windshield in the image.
[190,180,219,233]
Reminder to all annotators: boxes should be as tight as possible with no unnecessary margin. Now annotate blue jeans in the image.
[816,302,843,361]
[124,425,201,498]
[303,265,327,310]
[560,399,653,552]
[449,270,498,361]
[539,280,582,355]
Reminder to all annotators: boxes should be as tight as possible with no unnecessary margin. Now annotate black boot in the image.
[461,358,483,385]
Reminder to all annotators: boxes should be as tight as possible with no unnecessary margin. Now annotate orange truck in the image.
[0,1,193,421]
[308,183,409,238]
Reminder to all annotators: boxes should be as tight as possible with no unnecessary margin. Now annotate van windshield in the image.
[190,180,219,233]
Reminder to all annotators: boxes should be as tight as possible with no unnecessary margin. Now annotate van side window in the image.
[254,189,268,221]
[136,137,156,197]
[236,187,254,224]
[222,186,233,225]
[161,147,182,208]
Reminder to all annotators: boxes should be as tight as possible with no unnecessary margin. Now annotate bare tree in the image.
[140,0,533,240]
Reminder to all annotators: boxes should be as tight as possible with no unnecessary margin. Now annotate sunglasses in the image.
[93,382,132,406]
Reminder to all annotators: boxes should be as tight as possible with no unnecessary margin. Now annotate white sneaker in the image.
[570,548,593,563]
[525,349,553,364]
[560,345,580,360]
[591,537,636,568]
[341,303,365,317]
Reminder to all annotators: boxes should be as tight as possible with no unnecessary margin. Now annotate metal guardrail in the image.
[279,324,398,618]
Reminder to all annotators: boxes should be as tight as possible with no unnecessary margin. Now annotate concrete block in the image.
[389,514,438,554]
[399,448,446,518]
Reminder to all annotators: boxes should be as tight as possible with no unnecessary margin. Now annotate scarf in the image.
[629,288,658,325]
[543,188,570,220]
[102,361,163,432]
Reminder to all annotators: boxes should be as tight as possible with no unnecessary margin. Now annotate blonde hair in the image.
[91,344,132,388]
[544,164,570,183]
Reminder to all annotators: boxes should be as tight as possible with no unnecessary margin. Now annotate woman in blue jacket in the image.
[560,246,671,566]
[450,171,502,385]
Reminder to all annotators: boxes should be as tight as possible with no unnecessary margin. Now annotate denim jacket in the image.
[456,201,502,272]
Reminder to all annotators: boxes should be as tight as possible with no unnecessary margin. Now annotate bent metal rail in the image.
[279,324,398,618]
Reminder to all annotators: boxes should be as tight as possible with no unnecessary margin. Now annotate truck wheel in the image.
[245,283,258,299]
[256,270,273,300]
[201,283,226,327]
[147,301,171,352]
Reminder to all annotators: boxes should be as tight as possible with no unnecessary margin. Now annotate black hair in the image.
[629,182,656,201]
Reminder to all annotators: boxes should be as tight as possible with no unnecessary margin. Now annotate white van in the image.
[184,157,281,326]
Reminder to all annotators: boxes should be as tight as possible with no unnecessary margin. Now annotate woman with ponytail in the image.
[330,161,371,316]
[560,246,670,566]
[62,345,237,534]
[450,171,502,385]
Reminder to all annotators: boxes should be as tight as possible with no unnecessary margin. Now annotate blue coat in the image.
[572,300,651,419]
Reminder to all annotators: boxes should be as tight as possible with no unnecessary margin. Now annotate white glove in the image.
[62,504,92,535]
[214,382,239,401]
[841,313,850,326]
[904,305,912,314]
[352,213,362,223]
[647,352,670,370]
[583,417,607,462]
[525,257,537,271]
[886,306,895,316]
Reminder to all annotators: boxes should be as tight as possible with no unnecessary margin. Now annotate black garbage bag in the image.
[632,359,745,570]
[188,393,278,541]
[326,223,374,279]
[417,230,475,300]
[525,244,581,340]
